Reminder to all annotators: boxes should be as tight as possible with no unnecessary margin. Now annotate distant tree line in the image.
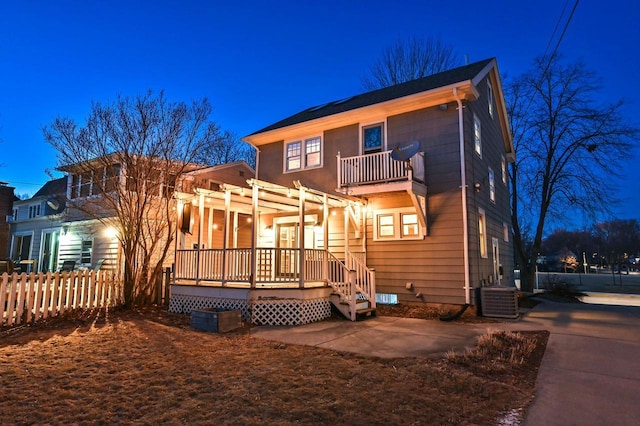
[538,219,640,272]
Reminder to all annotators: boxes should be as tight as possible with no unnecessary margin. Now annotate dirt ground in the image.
[0,306,547,425]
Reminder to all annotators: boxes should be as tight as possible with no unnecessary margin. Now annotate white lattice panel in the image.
[169,294,250,321]
[251,298,331,326]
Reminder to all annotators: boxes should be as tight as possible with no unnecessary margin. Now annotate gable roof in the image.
[32,177,67,198]
[249,58,494,136]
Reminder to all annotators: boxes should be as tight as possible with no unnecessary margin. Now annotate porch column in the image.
[250,183,258,288]
[221,189,231,286]
[323,194,329,283]
[298,186,305,288]
[196,193,205,285]
[344,204,349,265]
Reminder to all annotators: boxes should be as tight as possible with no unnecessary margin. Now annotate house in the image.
[8,177,67,272]
[0,182,17,259]
[169,58,515,324]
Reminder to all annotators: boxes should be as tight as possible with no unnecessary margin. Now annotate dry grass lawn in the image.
[0,307,547,425]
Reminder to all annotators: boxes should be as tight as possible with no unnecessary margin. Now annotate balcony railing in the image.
[337,150,425,189]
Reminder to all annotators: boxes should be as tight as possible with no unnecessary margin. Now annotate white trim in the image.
[373,207,424,241]
[359,119,387,155]
[283,135,323,174]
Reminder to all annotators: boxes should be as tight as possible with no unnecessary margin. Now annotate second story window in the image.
[474,114,482,157]
[28,204,41,218]
[501,156,507,184]
[363,123,384,153]
[489,167,495,202]
[285,136,323,172]
[488,80,494,118]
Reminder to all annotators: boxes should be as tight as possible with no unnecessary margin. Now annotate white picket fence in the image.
[0,270,123,327]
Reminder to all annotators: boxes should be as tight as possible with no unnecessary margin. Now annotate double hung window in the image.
[285,136,322,172]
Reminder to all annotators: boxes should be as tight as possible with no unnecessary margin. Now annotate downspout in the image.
[454,87,471,305]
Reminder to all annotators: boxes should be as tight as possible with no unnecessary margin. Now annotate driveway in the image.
[252,299,640,425]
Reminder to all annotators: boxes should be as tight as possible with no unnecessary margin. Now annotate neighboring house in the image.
[169,58,515,324]
[0,182,17,258]
[9,178,67,272]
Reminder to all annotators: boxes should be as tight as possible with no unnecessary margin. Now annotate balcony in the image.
[336,150,425,196]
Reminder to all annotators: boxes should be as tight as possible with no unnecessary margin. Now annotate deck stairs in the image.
[327,252,376,321]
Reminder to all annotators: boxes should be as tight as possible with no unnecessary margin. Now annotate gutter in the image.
[454,87,472,305]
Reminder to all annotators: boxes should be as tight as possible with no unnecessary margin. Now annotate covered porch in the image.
[169,179,376,324]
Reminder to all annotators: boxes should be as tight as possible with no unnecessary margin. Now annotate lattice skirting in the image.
[169,294,331,325]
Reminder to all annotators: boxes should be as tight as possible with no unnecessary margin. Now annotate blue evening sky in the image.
[1,1,638,225]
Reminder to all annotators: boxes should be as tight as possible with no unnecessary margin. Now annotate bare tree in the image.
[194,130,255,168]
[43,90,220,307]
[506,55,638,292]
[362,36,460,90]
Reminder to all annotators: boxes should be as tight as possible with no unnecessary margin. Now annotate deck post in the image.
[323,194,329,284]
[336,151,342,188]
[344,203,349,264]
[196,193,205,285]
[298,186,306,288]
[250,183,258,288]
[222,189,231,286]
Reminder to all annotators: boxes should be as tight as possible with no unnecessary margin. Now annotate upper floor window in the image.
[28,204,41,218]
[501,156,507,184]
[489,167,495,203]
[362,123,384,153]
[285,136,323,172]
[503,222,510,242]
[474,114,482,157]
[487,80,494,118]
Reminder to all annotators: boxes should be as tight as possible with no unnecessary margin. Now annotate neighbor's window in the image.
[501,156,507,184]
[81,240,93,265]
[488,80,494,118]
[374,208,423,241]
[474,114,482,157]
[489,167,495,202]
[28,204,41,218]
[363,123,384,153]
[503,222,509,242]
[478,208,487,258]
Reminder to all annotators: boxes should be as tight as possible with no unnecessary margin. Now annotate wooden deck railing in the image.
[1,270,122,327]
[175,248,327,284]
[337,150,425,188]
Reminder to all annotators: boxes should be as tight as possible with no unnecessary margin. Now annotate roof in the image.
[249,58,494,135]
[33,177,67,198]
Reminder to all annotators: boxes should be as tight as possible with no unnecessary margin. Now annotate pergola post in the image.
[250,183,259,288]
[298,186,306,288]
[221,189,231,286]
[323,194,329,283]
[196,192,205,285]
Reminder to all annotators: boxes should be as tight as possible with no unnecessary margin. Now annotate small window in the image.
[376,293,399,304]
[488,80,494,118]
[489,168,495,202]
[71,174,80,199]
[374,208,423,241]
[401,213,419,237]
[478,209,487,258]
[377,214,395,238]
[81,240,93,265]
[305,137,321,168]
[501,156,507,184]
[363,123,384,153]
[474,115,482,157]
[503,222,509,242]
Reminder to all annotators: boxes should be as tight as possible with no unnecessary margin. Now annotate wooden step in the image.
[356,307,376,320]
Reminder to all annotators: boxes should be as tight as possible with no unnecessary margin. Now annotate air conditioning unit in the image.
[481,286,519,319]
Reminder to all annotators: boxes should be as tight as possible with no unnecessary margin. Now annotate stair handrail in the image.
[346,252,376,309]
[326,252,356,320]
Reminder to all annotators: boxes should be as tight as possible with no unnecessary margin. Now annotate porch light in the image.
[212,223,219,230]
[104,226,118,239]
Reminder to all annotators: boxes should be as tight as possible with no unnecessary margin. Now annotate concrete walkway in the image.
[251,299,640,425]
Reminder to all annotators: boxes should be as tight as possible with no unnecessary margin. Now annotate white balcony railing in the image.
[337,150,425,189]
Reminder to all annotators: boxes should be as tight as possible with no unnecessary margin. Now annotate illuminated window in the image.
[474,115,482,157]
[501,156,507,184]
[401,213,419,237]
[285,136,322,172]
[362,123,384,153]
[286,141,302,171]
[478,209,487,258]
[489,167,495,202]
[305,137,321,168]
[488,80,494,118]
[377,214,395,238]
[374,208,423,241]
